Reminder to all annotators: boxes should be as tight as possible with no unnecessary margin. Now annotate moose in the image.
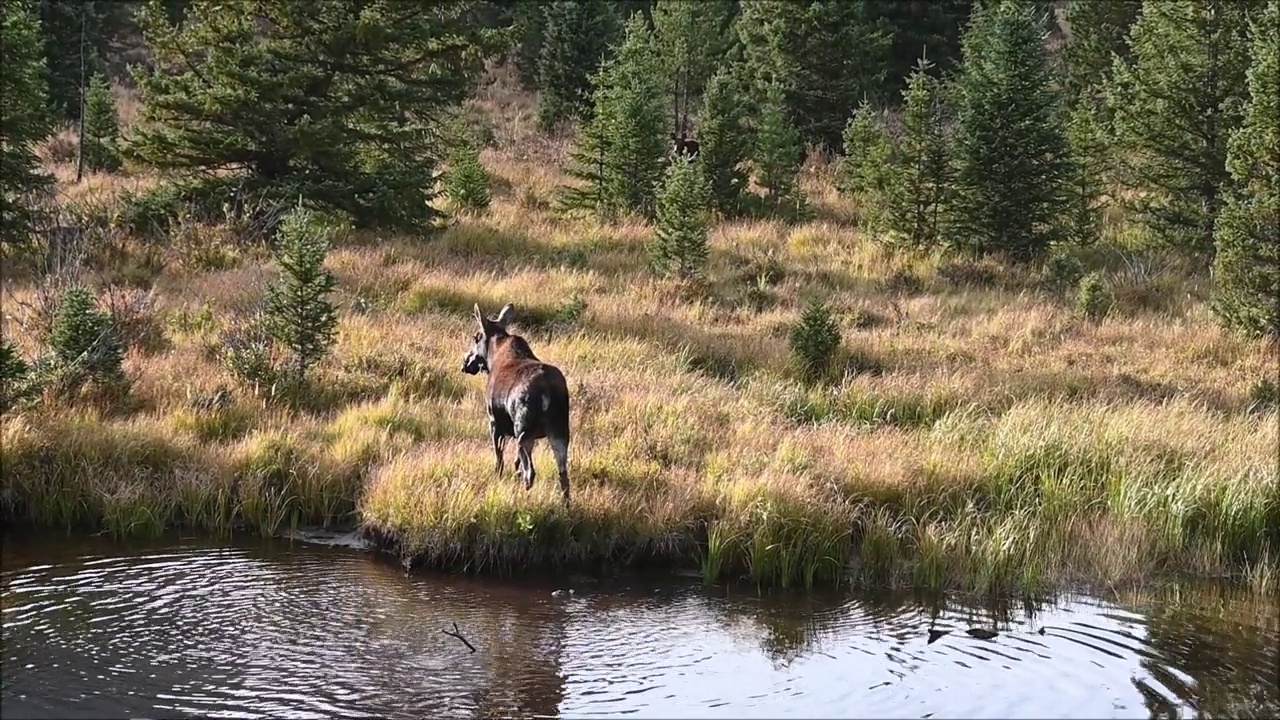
[460,303,573,506]
[669,132,700,161]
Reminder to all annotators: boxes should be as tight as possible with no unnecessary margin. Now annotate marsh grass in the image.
[2,71,1277,597]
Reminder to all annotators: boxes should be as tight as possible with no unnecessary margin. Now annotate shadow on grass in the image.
[398,283,590,340]
[375,220,640,277]
[395,280,763,387]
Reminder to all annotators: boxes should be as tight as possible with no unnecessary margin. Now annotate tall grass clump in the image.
[961,400,1280,584]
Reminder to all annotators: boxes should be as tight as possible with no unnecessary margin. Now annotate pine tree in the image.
[511,3,549,90]
[951,0,1072,260]
[789,298,841,383]
[651,0,734,135]
[650,154,711,280]
[264,204,339,379]
[36,0,128,121]
[443,143,493,214]
[1212,0,1280,337]
[49,286,126,385]
[1060,0,1142,110]
[753,78,804,213]
[867,0,974,102]
[697,68,749,215]
[837,101,896,235]
[734,0,893,151]
[884,56,953,249]
[1063,103,1109,246]
[558,12,667,220]
[1,0,54,251]
[537,0,622,130]
[1107,0,1255,256]
[81,72,121,173]
[127,0,501,231]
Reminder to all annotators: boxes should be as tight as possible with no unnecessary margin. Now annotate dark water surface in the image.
[2,531,1276,719]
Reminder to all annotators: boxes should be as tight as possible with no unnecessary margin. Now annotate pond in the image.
[2,530,1276,719]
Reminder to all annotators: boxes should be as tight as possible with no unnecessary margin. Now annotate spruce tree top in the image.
[128,0,502,230]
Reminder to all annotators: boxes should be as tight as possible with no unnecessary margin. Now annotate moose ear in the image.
[495,303,515,327]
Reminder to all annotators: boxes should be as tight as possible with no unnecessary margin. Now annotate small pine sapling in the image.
[444,144,493,214]
[263,204,339,382]
[651,155,712,280]
[789,298,842,383]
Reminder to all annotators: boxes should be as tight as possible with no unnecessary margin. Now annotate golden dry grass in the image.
[2,75,1277,596]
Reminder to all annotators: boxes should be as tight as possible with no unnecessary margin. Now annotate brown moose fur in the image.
[460,303,573,505]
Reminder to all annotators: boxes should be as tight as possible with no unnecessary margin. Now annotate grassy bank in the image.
[3,79,1278,598]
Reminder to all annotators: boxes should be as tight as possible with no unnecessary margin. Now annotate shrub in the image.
[262,204,340,380]
[1045,250,1085,291]
[789,298,842,382]
[45,285,128,396]
[650,155,711,280]
[1248,375,1279,414]
[116,184,185,241]
[218,308,287,398]
[443,144,493,213]
[547,292,588,333]
[0,340,31,414]
[81,73,122,172]
[1075,271,1112,321]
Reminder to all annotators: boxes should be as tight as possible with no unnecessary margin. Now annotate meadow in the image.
[2,70,1277,597]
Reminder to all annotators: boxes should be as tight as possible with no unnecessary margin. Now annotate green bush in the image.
[1075,271,1113,321]
[1248,376,1279,414]
[117,181,235,242]
[650,155,711,280]
[46,286,127,396]
[0,340,31,414]
[1045,250,1085,291]
[789,298,842,382]
[81,72,122,172]
[218,309,286,397]
[443,144,493,213]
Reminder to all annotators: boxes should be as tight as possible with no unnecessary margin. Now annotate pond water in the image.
[2,530,1276,719]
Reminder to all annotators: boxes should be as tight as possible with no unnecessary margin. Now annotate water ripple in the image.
[2,534,1278,720]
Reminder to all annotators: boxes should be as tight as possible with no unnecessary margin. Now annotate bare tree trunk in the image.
[75,6,87,183]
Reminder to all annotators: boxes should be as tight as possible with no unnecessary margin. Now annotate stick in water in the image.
[442,621,477,653]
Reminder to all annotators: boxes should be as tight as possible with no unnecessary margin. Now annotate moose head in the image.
[460,303,516,375]
[669,133,700,161]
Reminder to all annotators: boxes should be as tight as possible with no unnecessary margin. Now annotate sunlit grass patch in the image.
[0,412,196,531]
[4,136,1277,598]
[227,428,365,534]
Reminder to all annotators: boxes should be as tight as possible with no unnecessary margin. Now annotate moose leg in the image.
[490,417,506,478]
[516,432,537,491]
[549,434,570,506]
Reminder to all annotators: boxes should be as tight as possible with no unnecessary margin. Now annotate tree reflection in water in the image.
[1120,584,1279,719]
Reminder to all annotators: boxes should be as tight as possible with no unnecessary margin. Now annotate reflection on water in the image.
[2,531,1276,719]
